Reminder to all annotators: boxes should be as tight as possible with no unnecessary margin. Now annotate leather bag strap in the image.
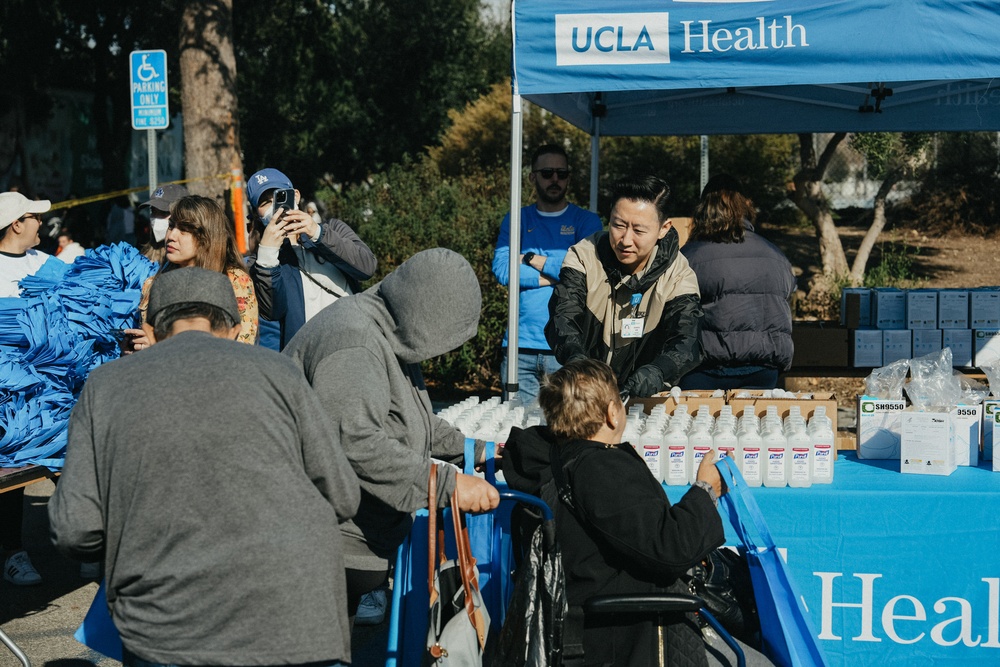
[450,488,488,649]
[427,464,438,602]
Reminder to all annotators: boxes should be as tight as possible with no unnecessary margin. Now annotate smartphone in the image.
[273,188,296,212]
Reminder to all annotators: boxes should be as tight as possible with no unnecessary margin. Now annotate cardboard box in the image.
[975,329,1000,368]
[873,288,906,330]
[852,329,883,367]
[901,409,956,476]
[971,289,1000,329]
[906,289,938,330]
[882,330,912,365]
[952,405,982,467]
[983,398,1000,461]
[912,329,943,358]
[841,288,872,328]
[632,391,726,419]
[791,322,849,367]
[938,290,970,329]
[856,395,907,459]
[943,329,973,368]
[726,390,839,435]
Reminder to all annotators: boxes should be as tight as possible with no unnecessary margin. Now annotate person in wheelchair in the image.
[503,358,732,666]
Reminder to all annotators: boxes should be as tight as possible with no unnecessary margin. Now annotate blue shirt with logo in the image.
[493,203,603,350]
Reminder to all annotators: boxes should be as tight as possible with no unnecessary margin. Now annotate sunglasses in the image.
[534,168,570,180]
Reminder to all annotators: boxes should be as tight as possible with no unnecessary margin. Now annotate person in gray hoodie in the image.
[49,267,360,667]
[284,247,500,623]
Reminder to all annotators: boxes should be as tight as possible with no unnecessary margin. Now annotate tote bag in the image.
[716,457,828,667]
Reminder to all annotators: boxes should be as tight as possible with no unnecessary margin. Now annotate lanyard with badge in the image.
[621,292,646,339]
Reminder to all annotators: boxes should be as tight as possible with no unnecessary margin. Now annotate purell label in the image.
[814,444,832,477]
[667,446,686,477]
[717,446,736,459]
[767,448,785,479]
[791,448,810,481]
[742,448,761,480]
[642,445,661,478]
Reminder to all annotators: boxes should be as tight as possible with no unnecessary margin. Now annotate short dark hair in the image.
[539,359,620,442]
[609,176,671,223]
[152,302,239,341]
[530,144,568,170]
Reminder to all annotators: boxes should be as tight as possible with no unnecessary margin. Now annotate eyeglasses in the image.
[18,213,41,223]
[533,168,570,180]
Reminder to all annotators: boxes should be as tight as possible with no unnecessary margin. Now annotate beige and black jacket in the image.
[546,227,703,393]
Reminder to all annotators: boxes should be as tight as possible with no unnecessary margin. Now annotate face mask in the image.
[151,216,169,243]
[260,203,276,226]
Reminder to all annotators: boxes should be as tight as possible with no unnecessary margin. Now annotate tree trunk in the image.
[179,0,241,202]
[789,132,849,291]
[849,170,901,284]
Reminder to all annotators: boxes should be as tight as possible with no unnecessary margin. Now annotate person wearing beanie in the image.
[283,248,499,634]
[246,167,377,350]
[50,266,360,667]
[0,190,61,586]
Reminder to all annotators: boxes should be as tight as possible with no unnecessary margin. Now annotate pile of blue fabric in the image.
[0,243,157,469]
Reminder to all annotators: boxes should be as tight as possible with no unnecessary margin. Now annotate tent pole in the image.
[590,115,601,212]
[505,92,524,399]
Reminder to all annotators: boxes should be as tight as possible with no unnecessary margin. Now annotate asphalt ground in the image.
[0,481,390,667]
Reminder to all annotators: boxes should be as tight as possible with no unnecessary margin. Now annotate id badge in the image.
[621,317,645,339]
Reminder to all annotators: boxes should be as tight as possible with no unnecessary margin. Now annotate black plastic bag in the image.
[494,518,567,667]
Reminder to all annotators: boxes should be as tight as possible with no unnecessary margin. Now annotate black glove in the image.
[621,364,666,398]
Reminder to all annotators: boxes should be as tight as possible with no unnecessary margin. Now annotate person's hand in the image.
[258,210,288,248]
[122,328,151,355]
[276,208,320,242]
[696,450,725,497]
[454,473,500,513]
[621,364,665,398]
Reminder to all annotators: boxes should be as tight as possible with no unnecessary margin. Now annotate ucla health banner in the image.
[513,1,1000,95]
[666,454,1000,666]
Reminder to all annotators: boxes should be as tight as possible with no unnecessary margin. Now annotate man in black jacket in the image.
[546,176,703,397]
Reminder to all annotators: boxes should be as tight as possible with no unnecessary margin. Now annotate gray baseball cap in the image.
[147,267,239,327]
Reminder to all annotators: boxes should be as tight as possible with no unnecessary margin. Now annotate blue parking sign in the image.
[130,50,169,130]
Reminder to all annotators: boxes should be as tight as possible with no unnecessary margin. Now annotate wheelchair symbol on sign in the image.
[137,55,158,82]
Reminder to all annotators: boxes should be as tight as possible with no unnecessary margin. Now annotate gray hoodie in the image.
[285,247,483,569]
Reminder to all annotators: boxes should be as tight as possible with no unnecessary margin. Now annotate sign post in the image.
[129,50,169,196]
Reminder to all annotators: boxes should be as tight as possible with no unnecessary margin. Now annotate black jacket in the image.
[546,228,704,394]
[503,426,725,666]
[681,229,795,372]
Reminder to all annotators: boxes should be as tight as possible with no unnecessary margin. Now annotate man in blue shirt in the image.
[493,145,603,402]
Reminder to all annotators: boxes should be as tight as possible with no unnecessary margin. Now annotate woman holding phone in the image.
[125,195,258,351]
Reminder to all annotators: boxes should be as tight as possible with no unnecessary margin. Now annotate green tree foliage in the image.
[0,0,183,191]
[900,132,1000,235]
[235,0,509,189]
[321,156,511,389]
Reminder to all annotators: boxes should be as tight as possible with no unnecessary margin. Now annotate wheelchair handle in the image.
[499,490,554,522]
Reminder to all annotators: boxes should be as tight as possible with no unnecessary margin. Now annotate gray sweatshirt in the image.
[284,247,483,570]
[49,331,360,666]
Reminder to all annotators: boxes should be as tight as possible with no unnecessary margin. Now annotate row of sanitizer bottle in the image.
[624,403,835,488]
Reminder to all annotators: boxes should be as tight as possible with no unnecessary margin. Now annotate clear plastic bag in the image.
[864,358,910,400]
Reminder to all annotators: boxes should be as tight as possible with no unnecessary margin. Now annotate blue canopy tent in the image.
[502,0,1000,395]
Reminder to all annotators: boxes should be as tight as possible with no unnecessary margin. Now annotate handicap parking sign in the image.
[130,50,169,130]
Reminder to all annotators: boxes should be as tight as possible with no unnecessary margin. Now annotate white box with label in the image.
[882,330,912,365]
[840,287,873,328]
[912,329,943,358]
[971,289,1000,329]
[857,396,907,459]
[873,288,906,330]
[951,404,982,467]
[943,329,973,368]
[974,329,1000,368]
[937,290,969,329]
[906,289,938,330]
[901,410,956,475]
[852,330,883,367]
[983,398,1000,461]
